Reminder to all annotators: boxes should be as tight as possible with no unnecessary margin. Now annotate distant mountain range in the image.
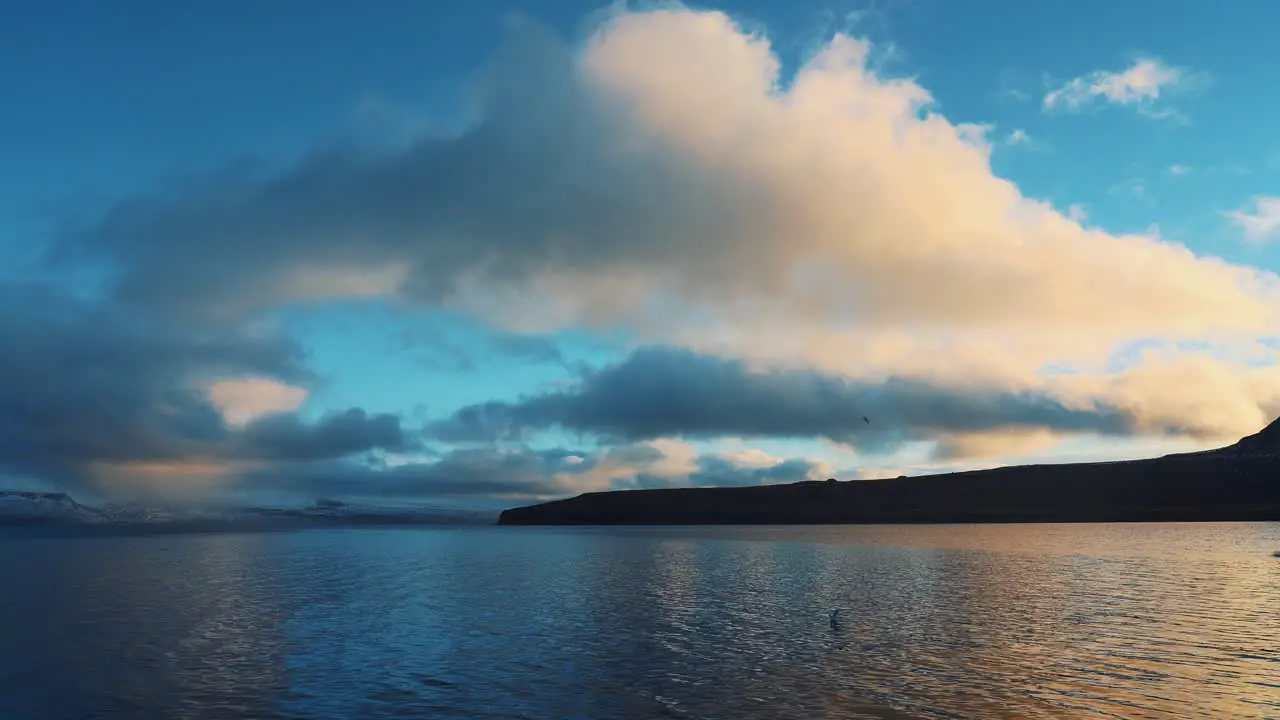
[499,419,1280,525]
[0,492,496,533]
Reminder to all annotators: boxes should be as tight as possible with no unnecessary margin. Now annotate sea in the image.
[1,522,1277,720]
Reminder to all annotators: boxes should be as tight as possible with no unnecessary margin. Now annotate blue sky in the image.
[2,1,1280,507]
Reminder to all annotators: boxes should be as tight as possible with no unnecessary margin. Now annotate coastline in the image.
[499,423,1280,526]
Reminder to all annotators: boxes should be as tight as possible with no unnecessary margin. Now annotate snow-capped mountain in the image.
[0,492,496,528]
[0,491,109,524]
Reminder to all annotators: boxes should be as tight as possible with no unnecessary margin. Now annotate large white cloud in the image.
[67,7,1280,462]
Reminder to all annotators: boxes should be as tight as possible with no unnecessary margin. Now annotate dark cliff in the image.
[499,420,1280,525]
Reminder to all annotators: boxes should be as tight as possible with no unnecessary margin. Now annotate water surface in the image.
[1,523,1277,719]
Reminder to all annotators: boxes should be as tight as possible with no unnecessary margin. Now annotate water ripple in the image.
[0,523,1277,719]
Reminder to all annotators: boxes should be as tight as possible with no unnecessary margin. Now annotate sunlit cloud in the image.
[207,377,309,428]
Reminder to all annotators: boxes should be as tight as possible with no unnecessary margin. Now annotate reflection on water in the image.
[0,532,287,719]
[0,523,1278,719]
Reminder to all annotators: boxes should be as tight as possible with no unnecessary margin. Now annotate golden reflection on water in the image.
[595,522,1280,719]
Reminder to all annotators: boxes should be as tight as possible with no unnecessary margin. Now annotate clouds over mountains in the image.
[5,7,1279,501]
[0,288,416,494]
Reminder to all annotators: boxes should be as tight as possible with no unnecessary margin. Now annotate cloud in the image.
[240,439,827,501]
[208,378,309,427]
[931,428,1059,461]
[58,11,1276,365]
[1056,345,1280,441]
[432,345,1280,457]
[1043,58,1198,117]
[1006,129,1031,145]
[1168,164,1191,176]
[10,8,1280,500]
[431,346,1203,454]
[0,286,414,496]
[686,454,828,488]
[244,447,580,500]
[1225,196,1280,244]
[236,408,416,462]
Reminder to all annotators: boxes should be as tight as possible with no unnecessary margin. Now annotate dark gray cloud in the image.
[54,20,751,326]
[237,409,416,462]
[0,287,415,491]
[431,346,1137,449]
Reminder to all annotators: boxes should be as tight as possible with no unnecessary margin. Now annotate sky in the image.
[3,0,1280,508]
